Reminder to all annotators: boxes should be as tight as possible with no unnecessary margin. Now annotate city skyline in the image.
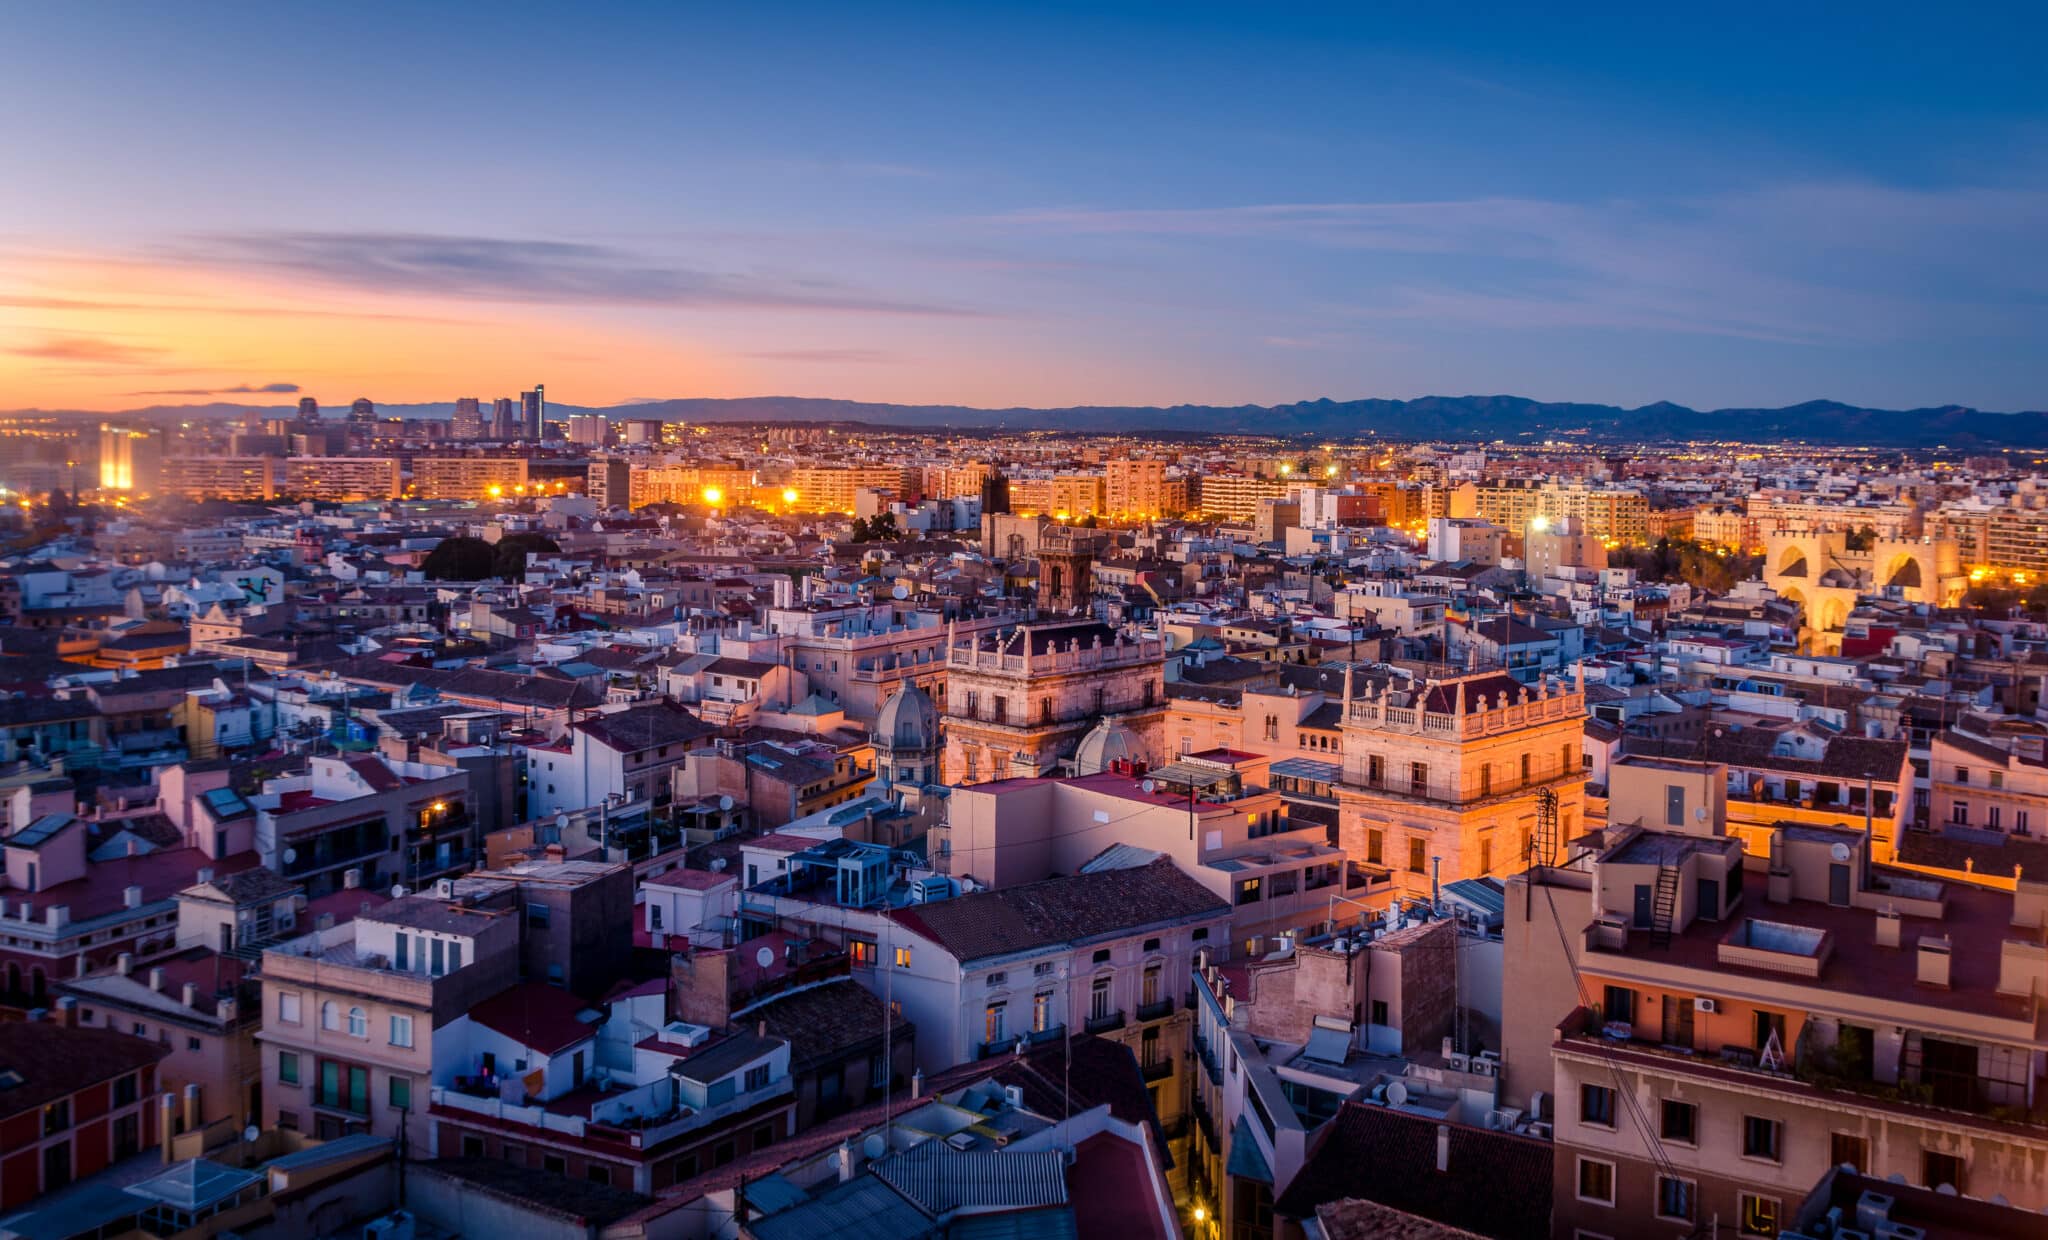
[4,4,2044,414]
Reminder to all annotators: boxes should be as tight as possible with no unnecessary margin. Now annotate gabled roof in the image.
[466,983,599,1056]
[1273,1102,1552,1240]
[0,1021,170,1120]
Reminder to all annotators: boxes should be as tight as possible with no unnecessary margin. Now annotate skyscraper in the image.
[491,397,517,440]
[349,397,375,423]
[520,385,545,440]
[452,397,483,439]
[296,396,320,424]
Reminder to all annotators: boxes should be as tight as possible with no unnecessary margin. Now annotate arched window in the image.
[321,1001,339,1031]
[348,1007,368,1038]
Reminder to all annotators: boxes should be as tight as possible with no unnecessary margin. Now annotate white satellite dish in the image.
[1141,779,1157,794]
[1694,807,1707,822]
[243,1125,261,1143]
[282,848,297,864]
[892,585,909,600]
[862,1133,887,1160]
[756,946,776,969]
[391,885,407,899]
[717,794,734,811]
[1385,1081,1409,1107]
[1830,842,1851,861]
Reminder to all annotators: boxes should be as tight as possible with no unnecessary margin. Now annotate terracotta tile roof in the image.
[890,857,1226,964]
[466,982,601,1056]
[746,977,902,1072]
[574,702,714,753]
[1273,1102,1552,1240]
[0,1020,170,1120]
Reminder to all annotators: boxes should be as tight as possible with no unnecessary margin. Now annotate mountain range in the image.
[23,395,2048,448]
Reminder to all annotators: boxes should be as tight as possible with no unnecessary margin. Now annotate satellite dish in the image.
[1385,1081,1409,1107]
[243,1125,261,1143]
[862,1133,887,1160]
[1830,842,1851,861]
[391,885,407,899]
[892,585,909,600]
[756,946,776,969]
[718,794,735,811]
[282,848,297,864]
[1694,807,1707,822]
[1141,779,1157,794]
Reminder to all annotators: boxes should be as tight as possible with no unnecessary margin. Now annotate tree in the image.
[421,536,497,581]
[493,533,561,582]
[849,513,900,543]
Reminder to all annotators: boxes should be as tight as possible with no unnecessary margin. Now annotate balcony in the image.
[1085,1009,1126,1035]
[1141,1056,1175,1082]
[1137,997,1176,1022]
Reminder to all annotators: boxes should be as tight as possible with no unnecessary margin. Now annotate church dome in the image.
[874,681,939,752]
[1072,716,1143,776]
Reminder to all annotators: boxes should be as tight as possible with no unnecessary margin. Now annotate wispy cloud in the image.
[991,183,2048,346]
[7,335,164,366]
[742,348,898,364]
[158,232,982,317]
[127,381,300,396]
[0,290,462,324]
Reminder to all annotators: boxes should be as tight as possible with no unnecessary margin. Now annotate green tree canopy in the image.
[493,532,562,582]
[421,535,497,581]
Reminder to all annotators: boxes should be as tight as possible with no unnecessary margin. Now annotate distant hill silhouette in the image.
[20,394,2045,447]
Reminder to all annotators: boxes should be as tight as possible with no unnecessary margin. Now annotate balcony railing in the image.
[1085,1009,1126,1035]
[1141,1057,1174,1082]
[1137,997,1175,1022]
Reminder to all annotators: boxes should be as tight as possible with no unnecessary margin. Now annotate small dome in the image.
[1072,716,1143,776]
[875,681,939,752]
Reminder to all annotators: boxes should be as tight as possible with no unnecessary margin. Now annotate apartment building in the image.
[411,455,530,501]
[1105,456,1173,518]
[936,751,1377,951]
[161,456,280,501]
[785,464,918,513]
[1007,472,1107,520]
[1505,756,2048,1237]
[1198,473,1291,522]
[1929,714,2048,838]
[1336,666,1590,905]
[0,1019,169,1210]
[525,700,716,820]
[282,456,402,501]
[1452,480,1651,543]
[252,753,473,900]
[942,618,1167,785]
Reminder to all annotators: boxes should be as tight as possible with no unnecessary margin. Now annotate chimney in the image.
[182,1083,201,1133]
[123,886,144,910]
[54,995,78,1025]
[217,996,239,1022]
[46,905,69,930]
[910,1068,924,1099]
[1916,935,1952,989]
[148,967,166,993]
[1874,908,1901,949]
[75,956,89,979]
[316,913,335,932]
[836,1140,856,1184]
[182,982,199,1009]
[116,952,134,976]
[158,1094,177,1164]
[1436,1124,1451,1173]
[757,1019,768,1039]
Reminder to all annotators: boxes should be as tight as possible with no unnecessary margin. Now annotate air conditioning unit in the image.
[1693,997,1718,1014]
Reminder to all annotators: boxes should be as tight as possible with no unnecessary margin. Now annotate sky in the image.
[2,3,2043,414]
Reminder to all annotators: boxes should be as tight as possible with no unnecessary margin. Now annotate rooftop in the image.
[891,857,1226,963]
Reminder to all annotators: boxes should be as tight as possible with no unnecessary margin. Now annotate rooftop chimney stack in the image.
[1916,935,1952,989]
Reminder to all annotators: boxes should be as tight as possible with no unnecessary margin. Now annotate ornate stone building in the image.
[940,618,1166,785]
[1336,665,1588,903]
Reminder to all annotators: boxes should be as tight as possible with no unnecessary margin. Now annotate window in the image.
[187,1036,202,1051]
[1921,1150,1965,1193]
[1601,985,1635,1026]
[527,902,552,928]
[893,946,912,968]
[2018,809,2031,835]
[1367,829,1383,865]
[347,1007,367,1038]
[317,1061,370,1115]
[279,992,302,1024]
[1141,964,1162,1007]
[1988,805,2002,829]
[1952,802,1968,826]
[1408,838,1426,874]
[870,1053,888,1089]
[1410,762,1428,795]
[43,1098,71,1135]
[744,1064,770,1091]
[1033,960,1055,977]
[984,1002,1007,1044]
[1236,877,1262,905]
[1370,999,1389,1026]
[1742,1115,1781,1162]
[390,1015,413,1048]
[1580,1083,1615,1128]
[1831,1132,1869,1171]
[1660,1099,1697,1144]
[1090,976,1112,1020]
[1479,764,1492,797]
[851,939,877,967]
[1576,1157,1615,1206]
[1655,1176,1695,1223]
[1034,991,1053,1033]
[541,1152,565,1174]
[1520,753,1531,786]
[1737,1193,1779,1238]
[1478,837,1492,875]
[395,933,410,971]
[321,1001,340,1031]
[112,1073,138,1106]
[389,1076,411,1109]
[1092,948,1111,964]
[1367,755,1384,786]
[279,1052,300,1086]
[587,1164,611,1187]
[1953,766,1969,784]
